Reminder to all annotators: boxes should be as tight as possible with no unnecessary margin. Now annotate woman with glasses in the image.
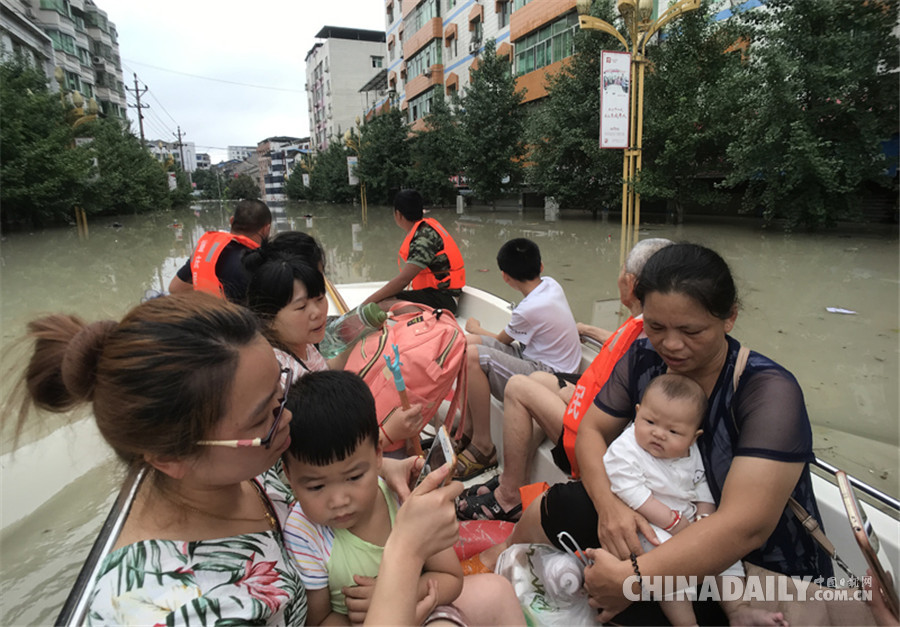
[12,292,463,625]
[243,233,426,449]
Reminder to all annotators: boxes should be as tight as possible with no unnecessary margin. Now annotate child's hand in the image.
[414,579,440,625]
[465,318,482,334]
[380,455,424,502]
[343,574,376,625]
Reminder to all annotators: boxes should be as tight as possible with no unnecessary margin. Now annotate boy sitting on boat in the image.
[606,373,785,627]
[458,237,581,480]
[281,370,527,627]
[362,189,466,315]
[281,370,465,625]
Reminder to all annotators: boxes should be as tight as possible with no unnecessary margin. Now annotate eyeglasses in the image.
[198,367,293,449]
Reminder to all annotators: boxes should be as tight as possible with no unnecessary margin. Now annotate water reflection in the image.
[0,201,897,624]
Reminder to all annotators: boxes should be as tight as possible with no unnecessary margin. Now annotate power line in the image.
[122,58,305,93]
[144,89,179,126]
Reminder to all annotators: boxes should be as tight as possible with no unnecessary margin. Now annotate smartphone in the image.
[415,426,457,487]
[836,470,900,619]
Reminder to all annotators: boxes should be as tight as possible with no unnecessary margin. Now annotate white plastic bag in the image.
[494,543,596,626]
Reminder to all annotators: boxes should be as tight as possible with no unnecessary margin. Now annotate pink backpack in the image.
[344,302,467,453]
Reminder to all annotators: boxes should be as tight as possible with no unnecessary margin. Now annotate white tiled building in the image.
[0,0,127,118]
[228,145,256,162]
[305,26,386,152]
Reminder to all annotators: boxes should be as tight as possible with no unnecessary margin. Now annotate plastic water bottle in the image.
[318,303,387,359]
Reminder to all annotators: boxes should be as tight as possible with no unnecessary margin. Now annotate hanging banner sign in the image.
[600,51,631,149]
[347,156,359,185]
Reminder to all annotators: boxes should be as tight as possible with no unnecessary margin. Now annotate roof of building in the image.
[359,69,388,93]
[314,26,385,43]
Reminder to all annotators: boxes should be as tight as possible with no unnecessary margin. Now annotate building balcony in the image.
[510,0,576,42]
[403,17,442,60]
[404,64,443,100]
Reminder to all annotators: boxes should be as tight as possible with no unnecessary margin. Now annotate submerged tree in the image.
[85,118,170,214]
[408,89,461,206]
[307,142,356,203]
[639,0,744,219]
[356,108,411,205]
[226,173,261,200]
[723,0,899,229]
[525,1,621,213]
[0,57,92,229]
[458,39,526,205]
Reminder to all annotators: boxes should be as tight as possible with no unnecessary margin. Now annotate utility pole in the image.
[125,73,149,143]
[174,126,191,185]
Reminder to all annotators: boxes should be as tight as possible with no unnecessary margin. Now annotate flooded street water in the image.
[1,201,897,624]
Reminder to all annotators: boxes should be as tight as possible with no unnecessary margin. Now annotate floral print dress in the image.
[86,467,307,626]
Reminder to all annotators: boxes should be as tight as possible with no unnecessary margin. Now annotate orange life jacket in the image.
[397,218,466,291]
[190,231,259,299]
[561,315,644,478]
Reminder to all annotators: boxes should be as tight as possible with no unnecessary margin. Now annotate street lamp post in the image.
[344,118,368,226]
[55,67,99,240]
[576,0,699,268]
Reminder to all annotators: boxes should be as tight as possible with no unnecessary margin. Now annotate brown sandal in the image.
[454,444,498,481]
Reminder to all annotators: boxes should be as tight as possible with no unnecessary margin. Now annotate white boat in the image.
[55,284,900,626]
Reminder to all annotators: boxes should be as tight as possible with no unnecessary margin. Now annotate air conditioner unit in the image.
[469,41,481,54]
[423,68,432,78]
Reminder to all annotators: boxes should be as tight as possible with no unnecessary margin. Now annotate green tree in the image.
[192,167,224,199]
[458,39,526,205]
[525,1,621,213]
[723,0,899,229]
[408,90,461,206]
[308,142,356,203]
[638,0,745,219]
[83,117,170,214]
[0,57,92,229]
[356,108,411,205]
[284,156,312,201]
[226,173,261,200]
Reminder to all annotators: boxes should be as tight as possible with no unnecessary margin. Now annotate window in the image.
[372,56,384,68]
[451,37,457,58]
[409,0,439,32]
[387,3,394,22]
[513,0,533,9]
[514,11,577,75]
[498,1,511,28]
[408,87,436,123]
[407,41,442,79]
[472,18,482,43]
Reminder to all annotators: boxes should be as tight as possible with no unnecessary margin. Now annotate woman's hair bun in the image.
[61,320,118,401]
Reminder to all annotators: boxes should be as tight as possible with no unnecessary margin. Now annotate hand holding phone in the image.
[416,426,457,487]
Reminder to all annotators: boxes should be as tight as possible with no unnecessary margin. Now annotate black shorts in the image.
[550,432,573,476]
[394,288,459,315]
[540,480,600,550]
[548,373,578,475]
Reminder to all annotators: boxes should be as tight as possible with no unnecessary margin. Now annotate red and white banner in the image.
[600,51,631,149]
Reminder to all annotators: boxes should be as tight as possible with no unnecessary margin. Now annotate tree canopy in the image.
[458,39,526,205]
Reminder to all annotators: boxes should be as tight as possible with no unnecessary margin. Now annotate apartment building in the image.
[0,0,55,78]
[305,26,386,151]
[257,136,309,201]
[147,139,197,173]
[228,145,256,161]
[0,0,127,118]
[376,0,578,130]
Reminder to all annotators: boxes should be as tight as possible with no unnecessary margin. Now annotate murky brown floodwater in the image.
[1,201,897,624]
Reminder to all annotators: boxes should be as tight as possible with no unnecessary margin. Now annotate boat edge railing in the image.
[812,457,900,513]
[55,465,148,627]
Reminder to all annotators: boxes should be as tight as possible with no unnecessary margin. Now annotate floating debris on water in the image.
[826,307,857,315]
